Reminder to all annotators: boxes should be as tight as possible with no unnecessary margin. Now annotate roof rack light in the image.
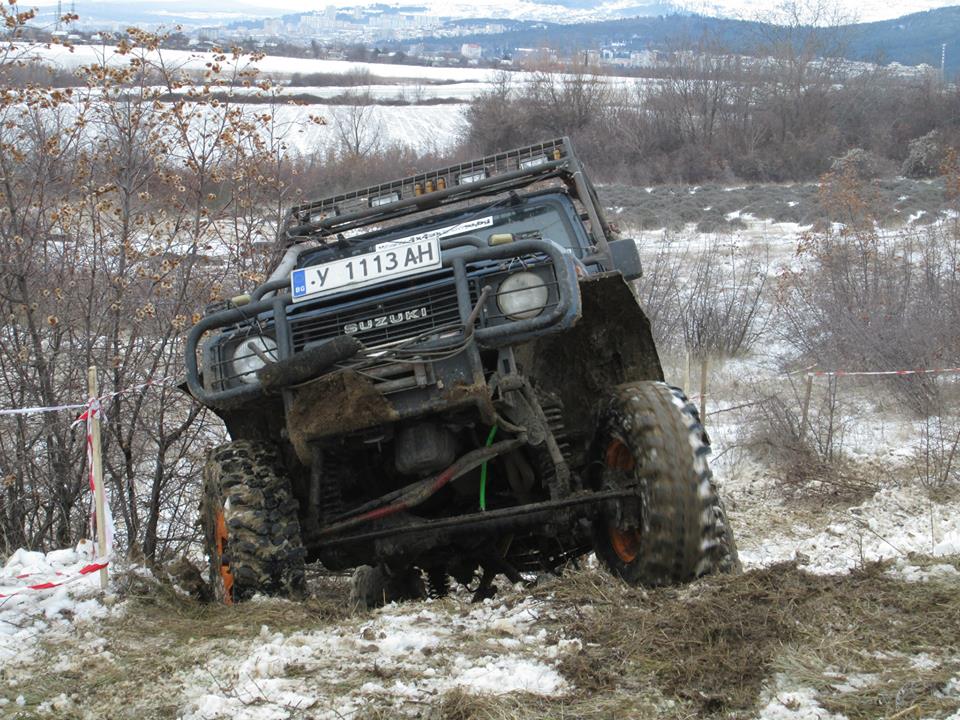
[458,168,488,185]
[520,155,547,170]
[369,192,400,208]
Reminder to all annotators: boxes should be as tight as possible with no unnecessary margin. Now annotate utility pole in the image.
[55,0,61,30]
[941,43,947,83]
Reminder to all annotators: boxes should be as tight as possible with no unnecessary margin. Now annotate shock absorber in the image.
[310,443,344,526]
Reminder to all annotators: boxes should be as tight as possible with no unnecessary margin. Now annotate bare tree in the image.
[0,20,305,559]
[332,89,382,159]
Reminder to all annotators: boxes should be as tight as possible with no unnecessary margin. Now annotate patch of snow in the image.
[889,558,958,582]
[826,672,879,694]
[0,541,120,664]
[934,529,960,556]
[735,482,960,574]
[179,595,576,718]
[757,675,848,720]
[450,655,566,694]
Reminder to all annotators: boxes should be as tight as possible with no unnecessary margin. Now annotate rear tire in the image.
[592,382,740,586]
[200,440,306,603]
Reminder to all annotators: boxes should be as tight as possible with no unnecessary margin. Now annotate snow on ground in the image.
[0,541,121,664]
[0,91,468,156]
[727,469,960,575]
[756,676,846,720]
[24,43,650,92]
[178,594,573,719]
[276,101,466,154]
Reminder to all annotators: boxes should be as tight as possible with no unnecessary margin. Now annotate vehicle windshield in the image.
[295,195,587,270]
[478,199,583,254]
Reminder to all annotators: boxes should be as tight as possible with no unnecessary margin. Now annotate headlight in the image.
[496,271,549,320]
[229,336,278,384]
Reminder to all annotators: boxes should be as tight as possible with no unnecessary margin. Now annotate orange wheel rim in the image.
[604,438,640,562]
[608,527,642,563]
[214,508,234,605]
[605,438,636,472]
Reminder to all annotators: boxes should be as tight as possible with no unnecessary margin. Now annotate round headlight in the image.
[230,336,278,384]
[496,271,549,320]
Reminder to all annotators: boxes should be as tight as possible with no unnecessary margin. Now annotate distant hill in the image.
[399,6,960,76]
[845,6,960,69]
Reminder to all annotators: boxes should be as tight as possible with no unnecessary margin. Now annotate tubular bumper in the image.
[185,237,582,410]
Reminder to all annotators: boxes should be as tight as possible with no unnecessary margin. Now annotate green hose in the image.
[479,425,498,511]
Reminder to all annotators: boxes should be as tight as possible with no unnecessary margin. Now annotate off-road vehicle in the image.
[185,138,739,604]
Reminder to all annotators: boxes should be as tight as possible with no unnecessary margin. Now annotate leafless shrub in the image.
[632,239,686,353]
[779,171,960,414]
[634,238,769,360]
[680,243,770,359]
[744,379,876,500]
[0,25,299,559]
[829,148,889,179]
[902,130,943,179]
[911,386,960,494]
[331,91,383,159]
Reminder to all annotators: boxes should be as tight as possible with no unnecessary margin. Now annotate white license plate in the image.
[290,238,441,303]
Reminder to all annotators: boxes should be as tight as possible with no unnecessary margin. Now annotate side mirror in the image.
[608,238,643,281]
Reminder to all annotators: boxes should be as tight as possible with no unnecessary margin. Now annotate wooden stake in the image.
[699,355,709,425]
[87,366,108,590]
[799,373,814,444]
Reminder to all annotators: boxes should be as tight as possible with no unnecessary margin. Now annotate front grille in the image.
[288,278,464,352]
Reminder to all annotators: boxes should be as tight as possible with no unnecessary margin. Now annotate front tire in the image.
[200,440,306,603]
[592,382,740,586]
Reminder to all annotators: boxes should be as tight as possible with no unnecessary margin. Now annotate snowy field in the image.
[2,214,959,719]
[25,43,648,93]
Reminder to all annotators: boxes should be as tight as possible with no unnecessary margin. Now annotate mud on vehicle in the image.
[185,138,740,604]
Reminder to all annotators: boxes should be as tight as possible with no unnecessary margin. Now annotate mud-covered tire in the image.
[200,440,306,603]
[592,381,740,586]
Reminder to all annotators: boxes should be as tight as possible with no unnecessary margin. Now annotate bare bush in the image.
[779,171,960,413]
[829,148,888,179]
[680,243,769,359]
[331,90,383,159]
[0,24,301,559]
[632,239,686,353]
[913,413,960,494]
[634,238,769,359]
[902,130,943,178]
[745,380,876,500]
[910,385,960,494]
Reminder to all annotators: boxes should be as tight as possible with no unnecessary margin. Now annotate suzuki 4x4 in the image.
[185,138,739,605]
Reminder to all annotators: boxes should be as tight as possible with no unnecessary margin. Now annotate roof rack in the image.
[281,137,612,256]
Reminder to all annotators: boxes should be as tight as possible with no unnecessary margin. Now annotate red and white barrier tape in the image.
[0,376,174,419]
[807,367,960,378]
[75,399,114,557]
[0,402,88,417]
[0,560,110,600]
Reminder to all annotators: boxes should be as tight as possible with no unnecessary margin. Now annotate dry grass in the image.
[527,562,960,717]
[3,562,959,719]
[437,687,668,719]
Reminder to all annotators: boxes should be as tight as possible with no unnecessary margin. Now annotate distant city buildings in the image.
[460,43,482,60]
[26,4,945,81]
